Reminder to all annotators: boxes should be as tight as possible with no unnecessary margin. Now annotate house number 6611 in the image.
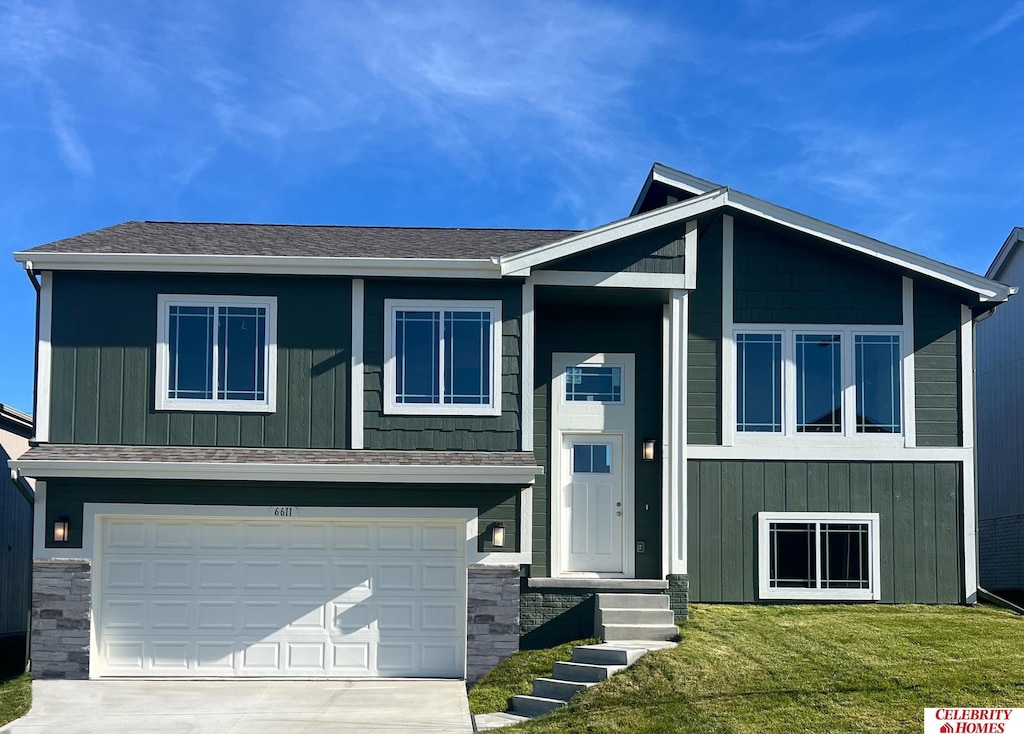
[271,506,297,517]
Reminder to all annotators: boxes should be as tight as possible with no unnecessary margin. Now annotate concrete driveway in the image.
[0,679,473,734]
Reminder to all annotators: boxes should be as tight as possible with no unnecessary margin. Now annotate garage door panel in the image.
[97,517,467,678]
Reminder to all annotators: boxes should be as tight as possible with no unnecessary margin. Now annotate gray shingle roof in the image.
[18,443,541,468]
[23,221,579,260]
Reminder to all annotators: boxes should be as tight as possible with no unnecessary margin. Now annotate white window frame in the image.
[758,511,881,601]
[733,324,905,446]
[383,299,502,416]
[155,294,278,413]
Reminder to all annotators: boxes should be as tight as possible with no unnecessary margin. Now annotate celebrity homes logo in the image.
[925,709,1024,733]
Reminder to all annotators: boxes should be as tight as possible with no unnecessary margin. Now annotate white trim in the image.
[668,290,687,575]
[661,303,671,580]
[902,277,917,448]
[683,219,698,290]
[350,279,364,449]
[630,163,722,216]
[687,444,973,461]
[35,272,52,442]
[721,215,736,447]
[382,299,502,417]
[498,188,1011,302]
[757,511,881,601]
[13,251,502,279]
[985,226,1024,280]
[10,458,543,485]
[962,304,978,603]
[528,270,689,289]
[521,281,535,452]
[500,189,728,276]
[32,480,47,556]
[155,294,278,413]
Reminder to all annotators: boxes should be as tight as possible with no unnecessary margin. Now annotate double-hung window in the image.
[758,512,881,600]
[156,295,277,412]
[735,328,902,438]
[384,299,502,416]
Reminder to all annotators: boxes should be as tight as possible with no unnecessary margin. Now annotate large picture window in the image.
[384,299,502,416]
[156,295,277,412]
[735,328,902,438]
[758,512,881,601]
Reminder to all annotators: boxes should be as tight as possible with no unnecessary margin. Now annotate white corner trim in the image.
[32,480,48,557]
[683,219,698,290]
[154,294,278,413]
[902,277,917,448]
[661,302,671,580]
[962,304,978,603]
[528,270,690,289]
[13,251,503,280]
[351,279,364,449]
[521,281,535,452]
[10,459,543,485]
[721,215,735,447]
[668,290,687,574]
[35,272,52,443]
[382,298,503,417]
[961,305,975,450]
[757,511,881,601]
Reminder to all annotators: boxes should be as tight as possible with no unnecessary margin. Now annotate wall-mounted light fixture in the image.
[642,438,657,462]
[53,517,70,543]
[491,521,505,548]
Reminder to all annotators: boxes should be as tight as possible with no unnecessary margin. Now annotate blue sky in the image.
[1,0,1022,415]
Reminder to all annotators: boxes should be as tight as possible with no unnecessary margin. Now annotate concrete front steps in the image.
[595,593,679,642]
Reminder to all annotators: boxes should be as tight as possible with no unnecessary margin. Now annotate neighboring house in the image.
[977,227,1024,598]
[10,164,1012,683]
[0,403,33,678]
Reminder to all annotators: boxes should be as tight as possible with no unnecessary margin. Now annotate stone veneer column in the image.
[466,565,520,684]
[32,559,92,679]
[667,574,689,622]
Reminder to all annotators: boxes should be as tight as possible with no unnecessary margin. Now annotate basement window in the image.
[156,295,277,412]
[757,512,881,601]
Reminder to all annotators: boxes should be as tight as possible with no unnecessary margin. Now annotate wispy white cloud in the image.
[745,9,888,55]
[973,1,1024,42]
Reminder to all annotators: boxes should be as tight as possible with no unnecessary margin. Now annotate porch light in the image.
[642,438,657,462]
[491,522,505,548]
[53,517,70,543]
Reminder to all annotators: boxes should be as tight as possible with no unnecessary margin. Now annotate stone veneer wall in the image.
[466,565,520,683]
[667,574,689,621]
[32,559,91,679]
[980,516,1024,592]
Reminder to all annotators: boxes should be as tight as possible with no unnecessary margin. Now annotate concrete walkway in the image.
[0,679,473,734]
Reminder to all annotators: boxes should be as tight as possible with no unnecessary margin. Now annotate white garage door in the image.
[95,516,467,678]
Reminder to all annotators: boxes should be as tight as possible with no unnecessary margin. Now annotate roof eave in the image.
[629,163,723,216]
[985,226,1024,281]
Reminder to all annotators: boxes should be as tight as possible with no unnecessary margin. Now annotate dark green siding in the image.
[687,460,964,604]
[50,272,350,448]
[538,221,688,274]
[43,478,520,554]
[733,217,903,324]
[688,216,723,444]
[362,280,521,451]
[914,281,962,446]
[532,298,663,579]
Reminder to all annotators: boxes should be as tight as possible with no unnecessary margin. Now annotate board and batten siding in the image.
[49,272,351,449]
[913,281,962,447]
[361,279,522,451]
[536,221,689,274]
[531,299,663,579]
[687,460,964,604]
[0,445,32,675]
[42,479,520,555]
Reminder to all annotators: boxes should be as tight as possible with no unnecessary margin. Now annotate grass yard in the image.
[470,638,599,715]
[478,604,1024,733]
[0,673,30,728]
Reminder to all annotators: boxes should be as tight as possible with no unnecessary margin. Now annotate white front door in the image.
[552,353,635,577]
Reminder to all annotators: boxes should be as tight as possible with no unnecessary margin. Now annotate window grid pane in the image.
[768,522,816,588]
[217,306,267,402]
[395,311,441,404]
[168,305,214,400]
[572,444,612,474]
[796,334,842,433]
[565,366,622,402]
[855,335,901,434]
[820,523,870,589]
[443,311,491,405]
[736,334,782,432]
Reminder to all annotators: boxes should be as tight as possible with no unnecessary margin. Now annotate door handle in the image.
[616,511,622,517]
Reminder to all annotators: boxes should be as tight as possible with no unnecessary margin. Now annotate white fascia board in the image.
[9,460,543,485]
[528,270,690,289]
[499,189,728,276]
[724,191,1013,303]
[985,226,1024,280]
[14,251,502,279]
[629,164,723,216]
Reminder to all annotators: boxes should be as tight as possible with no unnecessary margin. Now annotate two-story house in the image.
[11,164,1012,683]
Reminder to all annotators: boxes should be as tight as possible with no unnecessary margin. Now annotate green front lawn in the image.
[0,673,30,727]
[486,604,1024,733]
